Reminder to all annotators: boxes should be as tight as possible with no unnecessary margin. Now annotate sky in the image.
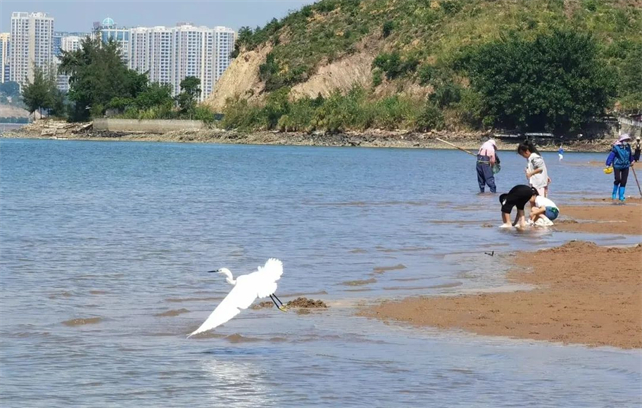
[0,0,318,33]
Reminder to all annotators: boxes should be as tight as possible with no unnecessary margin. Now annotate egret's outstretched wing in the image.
[188,279,258,337]
[255,258,283,298]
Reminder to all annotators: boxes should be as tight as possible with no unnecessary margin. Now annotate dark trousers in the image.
[614,167,629,187]
[477,155,496,193]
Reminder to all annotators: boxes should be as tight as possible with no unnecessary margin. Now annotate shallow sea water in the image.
[1,139,640,407]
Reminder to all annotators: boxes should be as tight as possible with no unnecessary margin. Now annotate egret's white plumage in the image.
[188,258,283,337]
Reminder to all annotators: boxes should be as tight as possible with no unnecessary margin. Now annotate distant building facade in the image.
[0,33,9,83]
[9,12,55,86]
[171,23,214,100]
[129,26,173,86]
[53,31,88,56]
[94,18,130,62]
[128,23,235,101]
[213,26,235,82]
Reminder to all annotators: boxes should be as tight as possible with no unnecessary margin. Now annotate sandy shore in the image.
[364,198,642,349]
[556,197,641,235]
[363,241,641,349]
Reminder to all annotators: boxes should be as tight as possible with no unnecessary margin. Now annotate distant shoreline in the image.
[2,127,614,153]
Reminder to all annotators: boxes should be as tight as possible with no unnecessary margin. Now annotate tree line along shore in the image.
[10,0,641,139]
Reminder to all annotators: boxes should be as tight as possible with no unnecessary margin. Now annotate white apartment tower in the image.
[172,24,214,101]
[0,33,9,83]
[213,26,235,82]
[9,12,54,86]
[129,26,172,85]
[128,23,234,102]
[61,35,82,53]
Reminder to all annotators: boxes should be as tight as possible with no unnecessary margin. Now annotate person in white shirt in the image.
[517,141,550,197]
[529,194,560,223]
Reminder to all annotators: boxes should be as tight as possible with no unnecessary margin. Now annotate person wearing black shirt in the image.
[499,185,538,228]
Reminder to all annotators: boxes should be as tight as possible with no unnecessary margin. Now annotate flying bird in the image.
[188,258,286,338]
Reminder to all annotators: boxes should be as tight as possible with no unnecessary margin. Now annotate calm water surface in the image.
[1,139,640,407]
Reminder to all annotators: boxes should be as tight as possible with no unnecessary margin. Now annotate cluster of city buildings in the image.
[1,12,236,101]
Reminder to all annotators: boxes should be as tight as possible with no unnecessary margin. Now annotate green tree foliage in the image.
[382,21,394,38]
[135,82,174,111]
[464,30,616,133]
[176,76,202,115]
[372,52,418,80]
[21,65,61,116]
[617,45,642,113]
[221,86,427,133]
[223,0,641,132]
[108,82,175,118]
[59,36,148,121]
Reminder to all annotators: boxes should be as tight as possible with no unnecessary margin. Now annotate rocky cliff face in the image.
[205,46,380,110]
[204,45,272,112]
[289,51,375,100]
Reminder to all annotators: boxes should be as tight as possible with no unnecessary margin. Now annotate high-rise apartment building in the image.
[0,33,10,83]
[56,35,83,91]
[213,26,235,82]
[9,12,54,86]
[130,26,173,85]
[128,23,235,101]
[172,24,214,101]
[61,36,82,53]
[94,18,130,62]
[53,31,89,56]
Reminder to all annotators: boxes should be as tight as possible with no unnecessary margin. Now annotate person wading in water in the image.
[477,139,499,193]
[606,134,633,202]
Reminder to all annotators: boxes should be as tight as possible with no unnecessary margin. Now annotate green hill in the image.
[208,0,642,134]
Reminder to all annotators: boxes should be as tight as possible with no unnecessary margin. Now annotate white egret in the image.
[188,258,286,337]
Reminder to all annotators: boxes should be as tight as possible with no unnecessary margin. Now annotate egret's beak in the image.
[207,269,219,273]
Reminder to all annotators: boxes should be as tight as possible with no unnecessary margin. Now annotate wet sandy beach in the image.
[364,200,642,349]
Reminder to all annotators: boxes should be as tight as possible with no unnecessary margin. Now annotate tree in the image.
[465,30,616,133]
[135,82,174,111]
[59,36,149,121]
[617,45,642,113]
[21,65,57,115]
[176,76,201,116]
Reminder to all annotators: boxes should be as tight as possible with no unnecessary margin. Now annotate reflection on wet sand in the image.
[372,264,406,274]
[310,200,431,207]
[155,308,190,317]
[62,317,102,326]
[165,296,223,303]
[341,278,377,286]
[376,246,432,253]
[382,282,462,291]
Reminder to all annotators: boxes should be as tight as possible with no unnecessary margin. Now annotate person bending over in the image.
[529,194,559,224]
[499,185,538,228]
[477,139,499,193]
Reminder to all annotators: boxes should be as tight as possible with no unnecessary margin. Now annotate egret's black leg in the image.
[269,294,280,308]
[270,294,287,312]
[272,293,285,307]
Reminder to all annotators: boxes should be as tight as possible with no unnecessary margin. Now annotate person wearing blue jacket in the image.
[605,134,633,201]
